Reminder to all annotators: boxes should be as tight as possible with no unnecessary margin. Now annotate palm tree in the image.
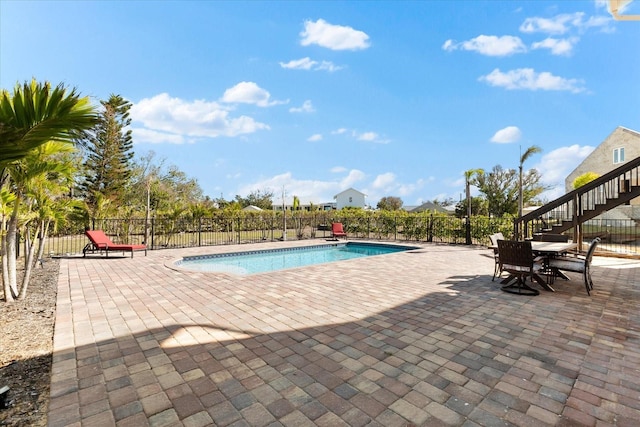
[0,79,97,168]
[518,145,542,218]
[1,79,96,302]
[464,169,484,218]
[16,142,78,299]
[3,141,77,301]
[464,169,484,245]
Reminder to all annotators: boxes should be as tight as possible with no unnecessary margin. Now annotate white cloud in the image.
[290,100,315,113]
[340,169,366,188]
[221,81,286,107]
[520,13,585,35]
[280,57,343,72]
[300,19,370,50]
[280,57,316,70]
[237,169,368,204]
[479,68,586,93]
[520,12,612,34]
[365,174,426,202]
[534,144,595,199]
[130,93,270,142]
[315,61,344,72]
[372,172,396,189]
[131,128,187,144]
[236,168,430,206]
[531,37,578,56]
[307,133,322,142]
[491,126,522,144]
[442,35,526,56]
[354,131,390,144]
[332,128,348,135]
[357,131,378,141]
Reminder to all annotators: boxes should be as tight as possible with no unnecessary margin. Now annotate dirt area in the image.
[0,258,59,427]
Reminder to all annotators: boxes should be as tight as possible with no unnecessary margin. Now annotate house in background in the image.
[273,202,336,211]
[565,126,640,192]
[334,188,366,210]
[565,126,640,219]
[242,205,263,212]
[408,201,450,214]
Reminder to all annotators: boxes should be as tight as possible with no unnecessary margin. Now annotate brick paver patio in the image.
[48,241,640,426]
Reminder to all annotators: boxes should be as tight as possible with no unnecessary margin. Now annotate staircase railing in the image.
[515,155,640,250]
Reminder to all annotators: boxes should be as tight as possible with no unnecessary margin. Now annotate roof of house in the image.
[408,201,450,213]
[242,205,263,212]
[333,188,366,199]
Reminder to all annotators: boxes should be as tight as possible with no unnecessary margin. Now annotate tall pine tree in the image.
[80,94,134,214]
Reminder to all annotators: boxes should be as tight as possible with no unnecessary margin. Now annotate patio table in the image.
[530,241,578,288]
[491,241,577,292]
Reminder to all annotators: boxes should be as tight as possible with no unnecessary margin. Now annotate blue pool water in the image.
[176,242,418,275]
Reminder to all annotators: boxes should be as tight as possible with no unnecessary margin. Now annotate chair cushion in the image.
[548,257,585,273]
[502,263,543,273]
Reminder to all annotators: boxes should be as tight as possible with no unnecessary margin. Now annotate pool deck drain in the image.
[49,240,640,426]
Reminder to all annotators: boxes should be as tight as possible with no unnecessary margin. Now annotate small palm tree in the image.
[519,145,542,217]
[464,169,484,218]
[0,79,97,168]
[1,79,96,302]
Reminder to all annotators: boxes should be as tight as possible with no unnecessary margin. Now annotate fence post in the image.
[394,214,398,241]
[198,217,202,247]
[151,218,155,250]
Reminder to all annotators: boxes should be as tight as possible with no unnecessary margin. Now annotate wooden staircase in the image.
[515,155,640,250]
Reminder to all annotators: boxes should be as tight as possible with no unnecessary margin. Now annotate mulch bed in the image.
[0,258,59,427]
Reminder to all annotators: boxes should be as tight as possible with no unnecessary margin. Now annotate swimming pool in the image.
[175,242,419,275]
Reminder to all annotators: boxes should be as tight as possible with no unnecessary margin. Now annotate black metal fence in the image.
[42,211,640,257]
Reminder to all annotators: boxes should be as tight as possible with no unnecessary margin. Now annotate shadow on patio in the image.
[47,244,640,426]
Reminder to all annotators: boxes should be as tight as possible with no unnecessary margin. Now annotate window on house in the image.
[613,147,625,164]
[349,196,353,203]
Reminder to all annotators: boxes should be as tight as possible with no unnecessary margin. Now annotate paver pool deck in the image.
[48,241,640,426]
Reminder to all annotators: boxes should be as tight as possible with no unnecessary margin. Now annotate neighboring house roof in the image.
[242,205,263,212]
[333,188,366,199]
[409,202,449,213]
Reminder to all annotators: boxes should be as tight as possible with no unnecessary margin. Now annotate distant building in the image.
[334,188,366,209]
[565,126,640,220]
[565,126,640,194]
[408,201,450,214]
[242,205,263,212]
[273,202,336,212]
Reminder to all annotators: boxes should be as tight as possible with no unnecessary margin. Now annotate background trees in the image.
[472,165,549,217]
[80,94,134,215]
[377,196,403,211]
[234,189,274,210]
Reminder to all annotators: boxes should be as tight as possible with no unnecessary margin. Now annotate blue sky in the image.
[2,0,639,207]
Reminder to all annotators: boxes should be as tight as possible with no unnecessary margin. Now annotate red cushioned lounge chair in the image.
[331,223,347,239]
[83,230,147,258]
